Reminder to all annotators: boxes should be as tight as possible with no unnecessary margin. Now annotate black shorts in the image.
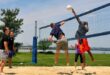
[75,53,83,63]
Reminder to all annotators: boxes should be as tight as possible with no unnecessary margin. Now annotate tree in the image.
[38,39,52,53]
[0,8,23,36]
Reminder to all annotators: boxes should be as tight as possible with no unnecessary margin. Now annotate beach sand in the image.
[2,66,110,75]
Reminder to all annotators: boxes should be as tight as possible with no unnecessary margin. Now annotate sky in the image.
[0,0,110,47]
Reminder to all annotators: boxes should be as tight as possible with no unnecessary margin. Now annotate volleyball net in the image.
[39,3,110,48]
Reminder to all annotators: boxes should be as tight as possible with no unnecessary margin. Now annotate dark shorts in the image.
[75,53,83,63]
[8,50,15,58]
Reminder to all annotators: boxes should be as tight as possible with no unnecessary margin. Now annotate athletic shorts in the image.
[0,49,8,60]
[78,45,85,54]
[8,50,15,58]
[56,38,68,50]
[82,38,91,51]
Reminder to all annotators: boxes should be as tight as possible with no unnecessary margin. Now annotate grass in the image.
[10,52,110,66]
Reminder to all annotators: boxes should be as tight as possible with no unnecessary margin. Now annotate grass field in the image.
[11,52,110,66]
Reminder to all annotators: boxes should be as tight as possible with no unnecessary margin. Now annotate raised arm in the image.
[71,8,82,25]
[60,21,65,26]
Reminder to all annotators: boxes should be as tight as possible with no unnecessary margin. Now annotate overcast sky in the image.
[0,0,110,47]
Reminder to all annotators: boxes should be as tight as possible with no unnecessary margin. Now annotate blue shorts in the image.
[8,50,15,58]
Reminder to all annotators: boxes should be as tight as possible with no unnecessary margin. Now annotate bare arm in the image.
[60,21,65,26]
[72,8,82,25]
[13,45,16,52]
[4,41,9,53]
[48,35,53,42]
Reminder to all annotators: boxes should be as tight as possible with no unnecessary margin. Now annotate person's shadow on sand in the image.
[57,71,73,75]
[84,72,96,75]
[57,69,96,75]
[5,72,16,75]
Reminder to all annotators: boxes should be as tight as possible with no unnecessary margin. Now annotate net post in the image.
[32,21,38,64]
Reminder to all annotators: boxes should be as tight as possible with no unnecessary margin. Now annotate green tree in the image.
[0,8,23,36]
[38,39,52,53]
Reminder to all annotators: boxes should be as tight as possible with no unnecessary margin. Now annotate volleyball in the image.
[66,5,73,11]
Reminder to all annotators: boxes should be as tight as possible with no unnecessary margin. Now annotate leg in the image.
[64,49,69,66]
[55,49,60,64]
[81,63,85,70]
[0,60,2,66]
[8,51,13,68]
[87,50,94,61]
[63,40,69,66]
[8,57,12,68]
[0,60,6,73]
[74,62,77,70]
[55,41,62,65]
[81,53,86,68]
[74,54,79,69]
[0,51,8,73]
[80,54,85,70]
[83,38,94,62]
